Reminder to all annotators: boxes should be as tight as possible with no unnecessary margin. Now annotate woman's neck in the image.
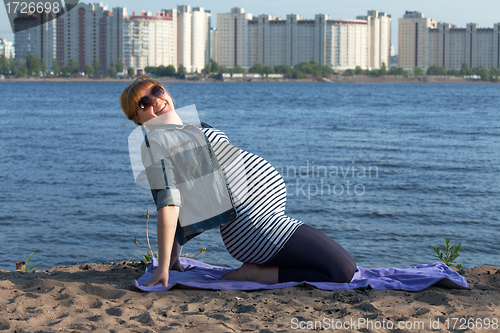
[164,110,183,125]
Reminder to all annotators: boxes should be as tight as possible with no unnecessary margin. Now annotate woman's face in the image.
[134,85,175,125]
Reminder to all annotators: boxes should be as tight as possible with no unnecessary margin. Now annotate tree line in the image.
[0,53,137,78]
[343,63,499,82]
[425,63,499,82]
[197,60,334,79]
[144,64,186,77]
[145,60,333,79]
[3,53,499,82]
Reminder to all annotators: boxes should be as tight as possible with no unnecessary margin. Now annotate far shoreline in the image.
[0,75,496,84]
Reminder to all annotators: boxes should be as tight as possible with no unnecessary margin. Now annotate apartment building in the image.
[55,3,125,71]
[399,11,500,70]
[1,38,14,58]
[357,10,392,69]
[123,10,177,71]
[218,8,391,70]
[177,5,211,72]
[13,3,125,72]
[217,8,253,67]
[209,27,217,63]
[398,11,437,69]
[14,11,58,69]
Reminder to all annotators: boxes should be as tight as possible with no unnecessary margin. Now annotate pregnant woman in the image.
[120,76,356,287]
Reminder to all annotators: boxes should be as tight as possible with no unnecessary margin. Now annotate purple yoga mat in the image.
[134,258,469,292]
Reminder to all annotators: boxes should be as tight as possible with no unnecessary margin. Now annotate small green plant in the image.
[134,210,157,263]
[431,238,463,269]
[180,246,206,259]
[134,210,207,263]
[16,250,42,271]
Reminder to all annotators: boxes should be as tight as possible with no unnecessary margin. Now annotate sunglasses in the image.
[138,85,166,110]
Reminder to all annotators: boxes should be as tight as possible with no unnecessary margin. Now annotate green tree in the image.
[211,61,219,73]
[178,64,186,75]
[313,67,323,77]
[294,61,314,74]
[389,67,409,76]
[26,53,40,76]
[379,62,387,76]
[92,58,101,73]
[460,63,472,76]
[144,66,157,74]
[274,64,292,74]
[0,54,7,74]
[427,65,446,76]
[202,63,211,74]
[321,65,334,76]
[344,69,354,76]
[490,68,500,82]
[414,67,424,76]
[14,59,27,77]
[165,65,176,76]
[39,58,47,73]
[291,69,305,79]
[232,65,245,73]
[478,67,490,81]
[249,62,265,73]
[68,58,79,74]
[156,65,167,76]
[52,58,60,74]
[218,65,228,74]
[108,66,116,76]
[262,65,274,74]
[84,64,94,76]
[310,59,318,66]
[354,66,363,75]
[128,66,135,77]
[8,55,16,74]
[116,59,124,73]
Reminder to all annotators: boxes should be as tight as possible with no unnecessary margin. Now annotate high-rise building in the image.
[218,8,390,70]
[398,11,437,70]
[325,18,369,70]
[0,38,14,58]
[177,5,211,72]
[358,10,392,69]
[427,22,500,70]
[14,12,57,70]
[217,8,253,68]
[55,3,125,72]
[209,27,217,63]
[123,10,177,71]
[399,11,499,70]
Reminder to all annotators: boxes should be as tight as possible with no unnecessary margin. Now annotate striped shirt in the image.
[202,127,303,264]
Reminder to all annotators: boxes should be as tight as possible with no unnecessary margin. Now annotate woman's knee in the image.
[324,261,355,283]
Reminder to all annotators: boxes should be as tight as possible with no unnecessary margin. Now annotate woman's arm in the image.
[142,205,179,287]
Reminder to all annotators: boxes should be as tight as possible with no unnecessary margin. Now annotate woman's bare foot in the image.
[169,239,184,272]
[169,256,184,272]
[219,263,278,284]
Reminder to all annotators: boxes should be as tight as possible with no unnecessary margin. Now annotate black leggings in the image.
[263,224,356,283]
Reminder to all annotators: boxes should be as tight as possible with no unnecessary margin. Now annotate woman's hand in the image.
[143,266,169,287]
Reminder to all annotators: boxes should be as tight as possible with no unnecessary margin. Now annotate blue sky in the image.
[2,0,499,53]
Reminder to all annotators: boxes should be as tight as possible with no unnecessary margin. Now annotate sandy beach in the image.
[1,261,499,332]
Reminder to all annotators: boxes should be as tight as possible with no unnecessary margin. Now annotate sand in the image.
[0,261,499,332]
